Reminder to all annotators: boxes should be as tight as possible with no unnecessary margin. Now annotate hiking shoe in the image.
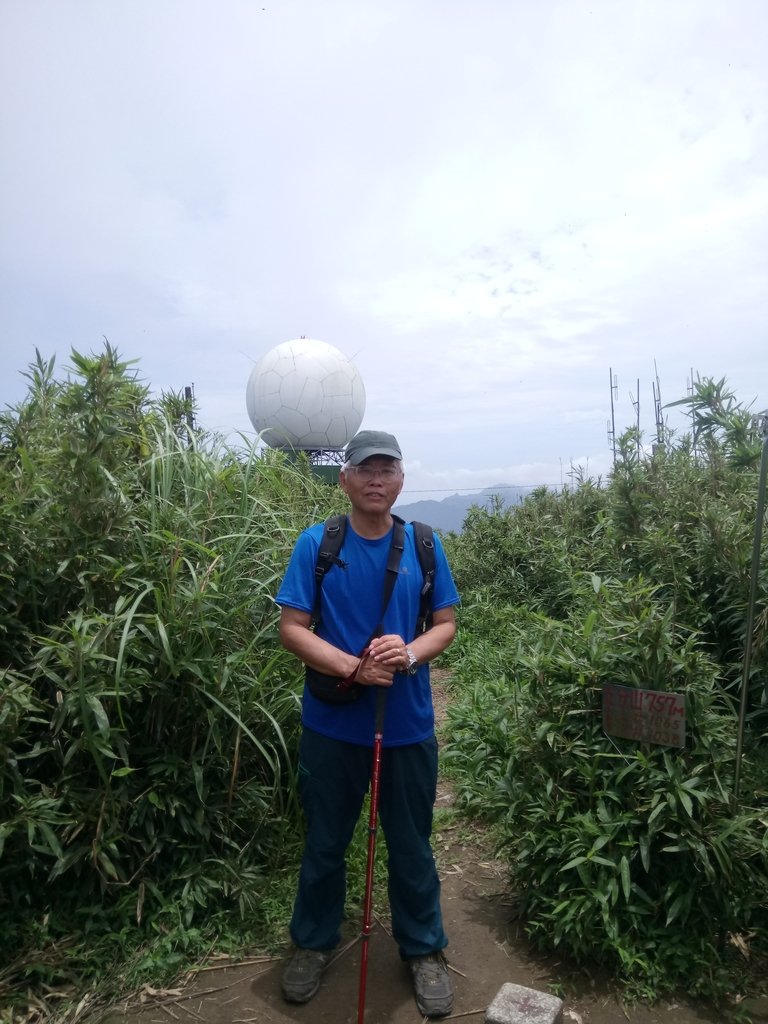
[281,947,332,1003]
[408,951,454,1017]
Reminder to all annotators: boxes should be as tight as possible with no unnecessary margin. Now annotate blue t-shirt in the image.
[276,519,460,747]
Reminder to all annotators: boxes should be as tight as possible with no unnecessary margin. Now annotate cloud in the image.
[1,0,766,493]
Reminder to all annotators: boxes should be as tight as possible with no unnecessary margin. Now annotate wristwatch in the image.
[404,646,419,675]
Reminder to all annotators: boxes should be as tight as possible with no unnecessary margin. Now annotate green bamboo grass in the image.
[442,382,768,1009]
[0,346,340,1014]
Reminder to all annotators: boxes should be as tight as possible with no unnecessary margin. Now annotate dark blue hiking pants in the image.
[289,727,448,959]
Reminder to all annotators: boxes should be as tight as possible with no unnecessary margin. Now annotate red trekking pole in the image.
[357,686,387,1024]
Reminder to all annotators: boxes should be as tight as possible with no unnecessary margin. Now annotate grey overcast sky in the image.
[1,0,766,501]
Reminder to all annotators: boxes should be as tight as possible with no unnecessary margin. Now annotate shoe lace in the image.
[295,948,328,967]
[413,953,448,984]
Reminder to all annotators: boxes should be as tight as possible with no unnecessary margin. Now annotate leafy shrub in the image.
[444,576,768,1001]
[0,346,339,1004]
[453,482,610,621]
[444,379,768,1006]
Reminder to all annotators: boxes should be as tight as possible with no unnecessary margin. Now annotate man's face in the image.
[339,456,404,513]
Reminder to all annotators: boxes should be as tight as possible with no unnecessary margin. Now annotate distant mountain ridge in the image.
[394,485,531,534]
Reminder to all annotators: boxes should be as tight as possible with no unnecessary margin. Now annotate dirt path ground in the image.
[107,676,767,1024]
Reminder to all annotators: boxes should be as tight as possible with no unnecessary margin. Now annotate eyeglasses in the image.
[349,465,402,481]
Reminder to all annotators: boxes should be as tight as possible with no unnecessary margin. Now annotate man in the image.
[276,429,460,1018]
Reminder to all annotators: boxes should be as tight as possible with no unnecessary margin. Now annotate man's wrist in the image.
[404,646,419,675]
[343,652,361,677]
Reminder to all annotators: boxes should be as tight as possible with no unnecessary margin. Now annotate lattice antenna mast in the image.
[652,361,665,450]
[629,378,641,455]
[184,384,196,446]
[687,368,699,459]
[184,384,195,422]
[607,367,618,466]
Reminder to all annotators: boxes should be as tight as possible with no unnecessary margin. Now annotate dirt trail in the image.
[107,675,767,1024]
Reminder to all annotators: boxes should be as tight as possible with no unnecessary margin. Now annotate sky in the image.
[1,0,766,503]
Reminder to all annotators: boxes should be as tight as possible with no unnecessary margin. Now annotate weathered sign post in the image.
[602,683,686,748]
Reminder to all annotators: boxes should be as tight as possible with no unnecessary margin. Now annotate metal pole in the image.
[733,412,768,804]
[357,688,387,1024]
[609,367,617,467]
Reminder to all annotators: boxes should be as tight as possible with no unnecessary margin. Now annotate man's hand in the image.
[354,648,397,687]
[367,634,409,673]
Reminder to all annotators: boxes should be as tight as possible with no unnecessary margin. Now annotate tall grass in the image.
[442,380,768,1009]
[0,346,339,1014]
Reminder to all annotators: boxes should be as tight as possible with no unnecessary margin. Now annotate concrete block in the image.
[485,982,564,1024]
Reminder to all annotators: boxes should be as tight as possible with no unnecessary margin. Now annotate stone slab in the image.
[485,982,564,1024]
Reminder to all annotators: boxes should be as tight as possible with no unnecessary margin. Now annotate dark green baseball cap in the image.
[344,430,402,465]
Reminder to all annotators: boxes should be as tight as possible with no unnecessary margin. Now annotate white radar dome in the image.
[246,338,366,449]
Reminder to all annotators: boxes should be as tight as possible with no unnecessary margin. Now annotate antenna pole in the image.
[184,384,195,447]
[687,369,698,460]
[652,361,665,451]
[629,379,641,455]
[608,367,618,466]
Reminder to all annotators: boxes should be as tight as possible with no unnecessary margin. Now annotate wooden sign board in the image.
[602,683,686,748]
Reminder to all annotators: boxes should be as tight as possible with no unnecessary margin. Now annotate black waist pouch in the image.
[305,666,362,705]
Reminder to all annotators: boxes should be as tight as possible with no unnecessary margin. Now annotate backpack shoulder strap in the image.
[311,514,347,629]
[373,516,406,632]
[411,520,436,634]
